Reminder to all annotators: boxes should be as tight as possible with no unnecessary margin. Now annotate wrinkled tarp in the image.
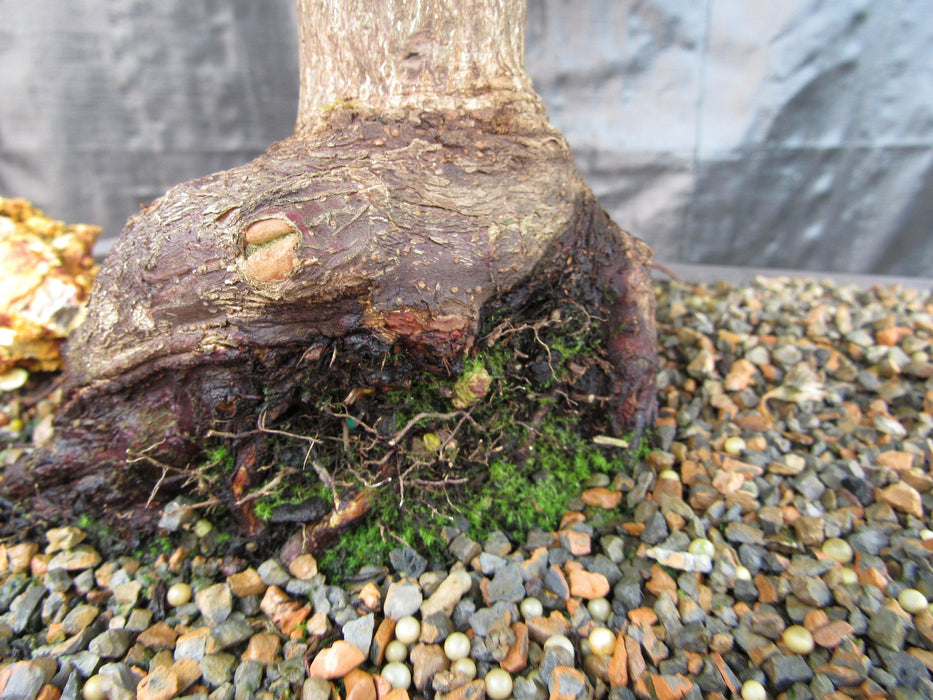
[1,0,931,275]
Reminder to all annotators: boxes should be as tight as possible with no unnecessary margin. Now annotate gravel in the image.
[2,275,933,699]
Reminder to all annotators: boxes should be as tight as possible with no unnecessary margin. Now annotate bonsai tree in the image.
[3,0,657,547]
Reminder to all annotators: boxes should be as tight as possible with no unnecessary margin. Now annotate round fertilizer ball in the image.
[898,588,929,614]
[382,661,412,690]
[166,583,192,607]
[484,669,513,700]
[395,615,421,644]
[782,625,814,655]
[444,632,471,661]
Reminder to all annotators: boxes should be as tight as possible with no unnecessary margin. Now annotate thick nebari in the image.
[2,0,657,538]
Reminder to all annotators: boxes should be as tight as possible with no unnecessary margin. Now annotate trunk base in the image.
[1,107,657,555]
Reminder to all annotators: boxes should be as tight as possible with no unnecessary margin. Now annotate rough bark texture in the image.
[296,0,529,121]
[2,0,657,539]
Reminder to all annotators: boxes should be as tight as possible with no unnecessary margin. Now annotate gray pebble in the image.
[234,660,264,698]
[9,583,45,634]
[449,533,482,563]
[209,684,235,700]
[43,568,72,594]
[723,522,765,546]
[256,559,291,587]
[488,563,525,603]
[483,530,513,557]
[868,608,907,651]
[342,612,375,655]
[849,528,889,556]
[790,575,833,607]
[196,583,233,627]
[389,546,428,578]
[468,601,515,637]
[0,661,46,700]
[301,678,332,700]
[210,613,253,650]
[200,653,238,688]
[384,579,423,619]
[89,629,132,659]
[640,511,669,545]
[513,676,547,700]
[763,653,814,692]
[479,552,508,575]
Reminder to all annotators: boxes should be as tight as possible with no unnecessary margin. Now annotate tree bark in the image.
[2,0,658,539]
[296,0,530,121]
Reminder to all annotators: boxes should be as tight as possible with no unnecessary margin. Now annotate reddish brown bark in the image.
[1,1,657,539]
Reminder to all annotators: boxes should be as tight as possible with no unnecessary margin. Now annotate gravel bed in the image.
[1,275,933,700]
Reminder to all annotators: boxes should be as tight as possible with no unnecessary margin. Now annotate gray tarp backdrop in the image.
[1,1,930,275]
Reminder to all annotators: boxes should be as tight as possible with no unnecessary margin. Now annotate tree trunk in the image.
[2,0,658,543]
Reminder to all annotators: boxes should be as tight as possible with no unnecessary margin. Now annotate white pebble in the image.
[444,632,472,661]
[395,615,421,644]
[587,597,611,622]
[782,625,814,655]
[452,657,477,680]
[166,582,192,607]
[658,469,680,481]
[588,627,616,656]
[484,668,513,700]
[520,597,544,619]
[920,529,933,541]
[384,640,408,662]
[898,588,929,614]
[382,661,412,690]
[734,565,752,581]
[741,679,767,700]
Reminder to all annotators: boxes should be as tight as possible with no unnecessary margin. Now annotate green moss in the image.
[227,296,646,582]
[205,445,235,471]
[461,425,621,544]
[315,492,452,580]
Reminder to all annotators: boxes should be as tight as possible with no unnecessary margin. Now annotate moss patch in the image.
[223,293,645,582]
